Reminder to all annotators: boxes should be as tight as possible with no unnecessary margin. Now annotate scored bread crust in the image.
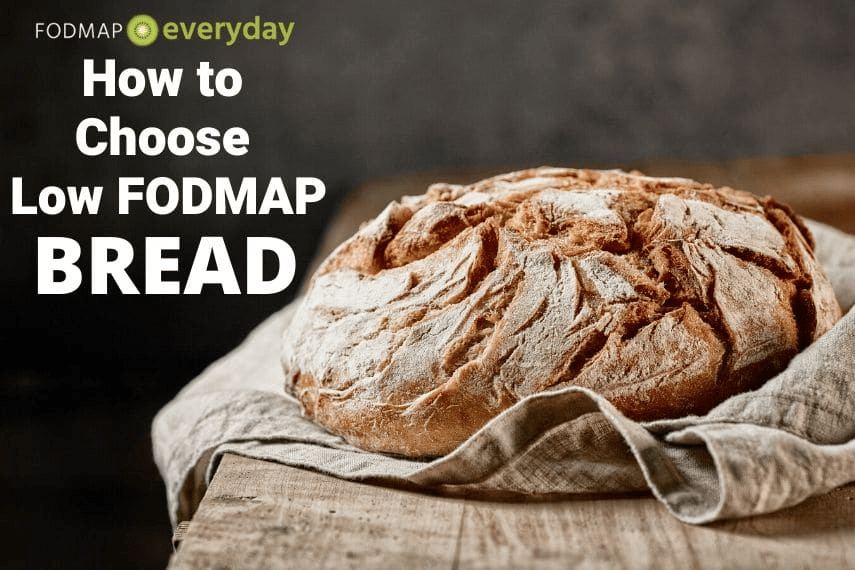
[282,167,842,458]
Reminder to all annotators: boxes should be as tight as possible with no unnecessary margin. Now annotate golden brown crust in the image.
[282,167,842,457]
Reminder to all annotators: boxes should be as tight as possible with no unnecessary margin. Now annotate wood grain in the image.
[168,453,464,569]
[457,485,855,570]
[170,454,855,570]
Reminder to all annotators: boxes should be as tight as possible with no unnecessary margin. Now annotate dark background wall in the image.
[2,1,854,567]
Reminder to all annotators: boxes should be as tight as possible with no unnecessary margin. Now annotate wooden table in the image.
[168,155,855,569]
[168,454,855,570]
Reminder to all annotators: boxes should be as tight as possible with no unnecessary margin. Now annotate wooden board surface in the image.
[169,453,855,570]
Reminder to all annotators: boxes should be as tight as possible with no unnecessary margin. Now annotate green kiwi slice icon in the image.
[127,14,158,46]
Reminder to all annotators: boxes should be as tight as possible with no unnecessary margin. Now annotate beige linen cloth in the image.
[152,220,855,528]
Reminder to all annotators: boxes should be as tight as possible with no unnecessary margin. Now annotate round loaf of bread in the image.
[282,167,842,457]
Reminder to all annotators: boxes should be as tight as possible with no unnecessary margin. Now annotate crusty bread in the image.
[282,167,842,457]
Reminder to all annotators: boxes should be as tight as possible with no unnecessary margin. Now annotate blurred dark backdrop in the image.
[2,1,855,567]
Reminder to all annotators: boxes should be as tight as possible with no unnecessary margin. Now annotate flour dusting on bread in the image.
[282,168,842,457]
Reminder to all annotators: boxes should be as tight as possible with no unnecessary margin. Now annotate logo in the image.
[34,15,295,47]
[127,14,158,46]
